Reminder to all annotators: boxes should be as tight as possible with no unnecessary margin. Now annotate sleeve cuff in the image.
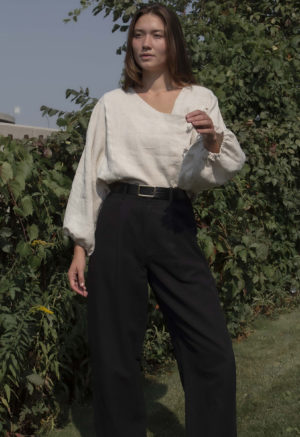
[199,133,224,163]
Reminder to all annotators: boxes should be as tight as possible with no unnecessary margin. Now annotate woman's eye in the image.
[154,34,163,38]
[134,33,142,38]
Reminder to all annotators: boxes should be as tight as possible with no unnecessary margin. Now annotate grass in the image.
[47,307,300,437]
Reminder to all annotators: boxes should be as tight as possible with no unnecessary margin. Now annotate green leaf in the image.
[215,240,225,253]
[0,279,11,294]
[16,241,32,257]
[8,364,16,379]
[242,235,251,246]
[40,342,48,356]
[27,381,34,395]
[239,249,247,262]
[43,179,69,198]
[1,243,13,253]
[4,384,10,402]
[0,396,11,413]
[10,174,26,198]
[125,4,136,16]
[26,373,44,386]
[29,255,42,269]
[0,162,13,183]
[250,242,269,261]
[11,355,18,370]
[0,227,12,238]
[9,287,15,300]
[253,274,260,284]
[21,195,33,216]
[233,245,245,256]
[112,23,120,32]
[13,206,26,218]
[15,156,33,181]
[27,224,39,241]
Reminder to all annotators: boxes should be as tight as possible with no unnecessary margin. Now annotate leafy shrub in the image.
[0,91,94,435]
[193,120,300,335]
[142,289,174,375]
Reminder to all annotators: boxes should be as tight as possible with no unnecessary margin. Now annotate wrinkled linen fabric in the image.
[63,85,246,255]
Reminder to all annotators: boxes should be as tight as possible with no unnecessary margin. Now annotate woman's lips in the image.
[140,54,154,58]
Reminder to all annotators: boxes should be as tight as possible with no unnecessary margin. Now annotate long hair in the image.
[122,3,196,91]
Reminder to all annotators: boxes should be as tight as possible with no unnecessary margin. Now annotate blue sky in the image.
[1,0,125,128]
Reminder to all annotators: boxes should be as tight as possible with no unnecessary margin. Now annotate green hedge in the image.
[194,120,300,334]
[0,85,299,434]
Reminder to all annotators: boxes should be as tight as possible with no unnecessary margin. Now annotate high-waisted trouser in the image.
[87,190,237,437]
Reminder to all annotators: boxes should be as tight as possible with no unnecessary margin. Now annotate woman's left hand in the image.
[185,110,223,153]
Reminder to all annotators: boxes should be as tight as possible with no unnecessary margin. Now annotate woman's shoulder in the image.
[180,84,218,111]
[99,87,130,103]
[184,84,216,99]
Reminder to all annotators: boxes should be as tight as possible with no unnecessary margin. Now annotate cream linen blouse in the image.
[63,85,246,255]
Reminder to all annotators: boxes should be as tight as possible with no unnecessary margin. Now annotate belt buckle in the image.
[137,184,157,198]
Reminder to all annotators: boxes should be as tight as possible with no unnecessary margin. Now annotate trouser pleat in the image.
[87,192,237,437]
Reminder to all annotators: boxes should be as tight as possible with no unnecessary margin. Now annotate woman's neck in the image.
[136,71,178,93]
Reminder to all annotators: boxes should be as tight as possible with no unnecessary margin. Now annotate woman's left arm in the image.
[180,91,246,189]
[186,108,223,154]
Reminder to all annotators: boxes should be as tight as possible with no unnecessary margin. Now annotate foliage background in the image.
[0,0,299,434]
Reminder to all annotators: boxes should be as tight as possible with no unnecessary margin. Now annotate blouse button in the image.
[186,123,193,133]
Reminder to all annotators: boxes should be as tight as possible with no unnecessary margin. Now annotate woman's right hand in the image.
[68,244,88,297]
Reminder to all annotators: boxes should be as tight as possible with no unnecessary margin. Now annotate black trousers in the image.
[87,190,237,437]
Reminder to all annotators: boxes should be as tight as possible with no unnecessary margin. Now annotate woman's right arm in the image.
[63,96,109,294]
[68,244,88,297]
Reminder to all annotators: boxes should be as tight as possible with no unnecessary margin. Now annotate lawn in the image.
[47,307,300,437]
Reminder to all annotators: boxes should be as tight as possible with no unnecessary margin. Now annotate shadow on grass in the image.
[52,371,185,437]
[144,378,185,437]
[49,307,300,437]
[70,402,96,437]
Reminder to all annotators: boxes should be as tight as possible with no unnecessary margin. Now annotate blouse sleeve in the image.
[178,91,246,192]
[63,97,110,256]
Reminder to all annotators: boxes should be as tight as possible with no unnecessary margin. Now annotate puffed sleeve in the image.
[178,91,246,191]
[63,97,110,256]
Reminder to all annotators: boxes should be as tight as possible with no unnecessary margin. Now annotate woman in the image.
[63,3,245,437]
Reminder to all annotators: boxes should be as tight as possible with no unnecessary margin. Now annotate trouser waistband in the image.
[109,182,188,200]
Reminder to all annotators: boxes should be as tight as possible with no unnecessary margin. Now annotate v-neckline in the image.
[130,86,187,116]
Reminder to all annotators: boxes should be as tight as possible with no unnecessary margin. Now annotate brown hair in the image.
[122,3,196,91]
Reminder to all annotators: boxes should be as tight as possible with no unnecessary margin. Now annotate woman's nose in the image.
[142,34,151,48]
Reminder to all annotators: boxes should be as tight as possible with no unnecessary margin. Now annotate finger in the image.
[69,272,80,293]
[71,280,88,297]
[188,116,213,127]
[75,286,88,298]
[187,112,211,120]
[192,122,214,132]
[186,112,208,120]
[186,110,206,119]
[191,119,213,127]
[78,270,87,291]
[68,269,76,289]
[196,129,216,134]
[186,114,210,124]
[68,269,88,297]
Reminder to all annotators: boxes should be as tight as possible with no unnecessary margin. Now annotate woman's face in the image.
[132,13,168,73]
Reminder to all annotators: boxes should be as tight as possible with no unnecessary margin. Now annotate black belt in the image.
[109,182,188,200]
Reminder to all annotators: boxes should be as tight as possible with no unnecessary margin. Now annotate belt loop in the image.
[122,182,128,199]
[170,187,174,203]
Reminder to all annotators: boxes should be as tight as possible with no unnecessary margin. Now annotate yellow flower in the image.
[30,305,54,315]
[31,240,54,247]
[31,239,47,246]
